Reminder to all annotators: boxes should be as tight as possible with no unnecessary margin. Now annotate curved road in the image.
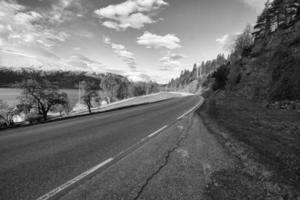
[0,95,201,200]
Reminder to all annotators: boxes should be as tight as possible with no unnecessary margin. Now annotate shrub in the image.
[207,98,219,117]
[25,113,44,124]
[212,64,230,91]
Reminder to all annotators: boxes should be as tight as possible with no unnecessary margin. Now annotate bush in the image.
[26,113,44,124]
[0,117,8,129]
[207,98,219,117]
[269,47,300,100]
[212,64,230,91]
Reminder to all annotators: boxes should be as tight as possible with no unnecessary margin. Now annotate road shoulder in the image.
[197,97,300,200]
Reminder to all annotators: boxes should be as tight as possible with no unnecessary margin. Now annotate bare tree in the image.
[81,81,100,114]
[0,100,19,127]
[20,79,69,121]
[233,24,254,57]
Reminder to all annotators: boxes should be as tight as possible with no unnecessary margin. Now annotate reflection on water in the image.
[0,88,79,109]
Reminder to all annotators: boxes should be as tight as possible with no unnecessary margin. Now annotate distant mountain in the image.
[0,67,102,89]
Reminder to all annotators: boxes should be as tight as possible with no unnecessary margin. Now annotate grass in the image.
[204,94,300,188]
[71,92,187,115]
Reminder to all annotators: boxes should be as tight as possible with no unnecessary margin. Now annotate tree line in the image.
[0,69,160,127]
[167,54,227,89]
[206,0,300,101]
[169,0,300,97]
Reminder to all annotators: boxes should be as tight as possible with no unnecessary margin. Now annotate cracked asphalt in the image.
[0,96,200,200]
[59,111,237,200]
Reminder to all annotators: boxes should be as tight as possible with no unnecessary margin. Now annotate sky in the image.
[0,0,266,83]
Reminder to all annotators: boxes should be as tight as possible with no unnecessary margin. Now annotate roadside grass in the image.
[203,94,300,188]
[70,92,189,115]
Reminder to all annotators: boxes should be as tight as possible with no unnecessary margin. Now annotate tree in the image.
[212,64,230,91]
[253,0,300,40]
[20,79,69,121]
[0,100,19,127]
[51,95,70,117]
[233,24,254,57]
[81,81,100,114]
[100,74,120,101]
[133,82,147,96]
[253,0,274,39]
[117,81,130,100]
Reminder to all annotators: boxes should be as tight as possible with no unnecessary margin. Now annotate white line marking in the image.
[148,125,168,138]
[177,109,192,120]
[36,158,114,200]
[37,97,203,200]
[177,102,202,120]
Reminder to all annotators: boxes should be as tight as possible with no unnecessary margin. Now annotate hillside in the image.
[168,0,300,198]
[0,67,120,89]
[228,13,300,101]
[169,0,300,103]
[166,54,227,93]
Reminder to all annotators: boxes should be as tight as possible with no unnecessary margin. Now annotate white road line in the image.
[36,97,203,200]
[148,125,168,138]
[177,109,192,120]
[177,102,201,120]
[36,158,114,200]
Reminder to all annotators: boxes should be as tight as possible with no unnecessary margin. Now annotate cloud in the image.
[216,32,241,51]
[0,47,63,70]
[137,32,181,49]
[46,0,86,24]
[104,36,137,70]
[216,34,229,45]
[0,0,70,48]
[67,54,106,72]
[94,0,168,30]
[0,47,106,73]
[0,48,37,59]
[159,53,185,71]
[238,0,268,12]
[126,72,153,82]
[70,54,102,64]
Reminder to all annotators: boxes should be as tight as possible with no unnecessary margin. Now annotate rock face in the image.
[229,19,300,101]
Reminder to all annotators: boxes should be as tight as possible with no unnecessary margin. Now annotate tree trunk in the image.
[88,105,92,114]
[42,111,48,121]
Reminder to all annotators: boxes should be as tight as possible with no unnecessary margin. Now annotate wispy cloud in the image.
[0,48,37,59]
[238,0,267,12]
[216,32,241,51]
[94,0,168,31]
[1,47,106,73]
[137,32,181,49]
[46,0,86,24]
[125,71,153,82]
[159,53,185,71]
[0,0,72,48]
[67,54,106,72]
[103,36,137,71]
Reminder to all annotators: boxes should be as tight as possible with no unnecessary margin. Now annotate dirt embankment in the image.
[198,92,300,199]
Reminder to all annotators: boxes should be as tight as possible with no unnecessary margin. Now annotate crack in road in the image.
[133,115,195,200]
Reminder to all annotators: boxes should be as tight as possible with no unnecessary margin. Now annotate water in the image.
[0,88,79,109]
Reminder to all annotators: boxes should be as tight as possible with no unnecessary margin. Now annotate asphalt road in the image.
[0,95,201,200]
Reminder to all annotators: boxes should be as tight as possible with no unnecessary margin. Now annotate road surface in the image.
[0,95,201,200]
